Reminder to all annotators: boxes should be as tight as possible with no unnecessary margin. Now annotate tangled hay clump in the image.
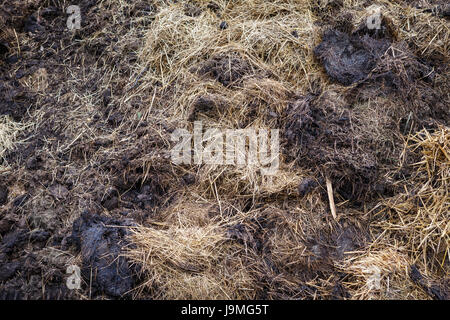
[126,201,257,299]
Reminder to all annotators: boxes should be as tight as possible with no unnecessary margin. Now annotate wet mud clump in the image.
[0,227,70,299]
[67,211,136,297]
[314,29,391,86]
[314,17,437,97]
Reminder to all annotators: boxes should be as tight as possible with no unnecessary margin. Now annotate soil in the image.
[0,0,167,299]
[64,211,137,297]
[283,12,448,205]
[410,265,450,300]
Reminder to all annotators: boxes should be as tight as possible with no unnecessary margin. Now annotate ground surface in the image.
[0,0,448,299]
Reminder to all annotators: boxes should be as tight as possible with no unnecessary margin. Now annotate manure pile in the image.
[0,0,448,299]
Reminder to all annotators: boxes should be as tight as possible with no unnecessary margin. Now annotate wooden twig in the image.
[326,176,337,220]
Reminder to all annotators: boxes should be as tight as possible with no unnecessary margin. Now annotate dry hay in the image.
[126,200,257,299]
[1,0,448,300]
[0,116,30,168]
[337,245,428,299]
[375,127,449,275]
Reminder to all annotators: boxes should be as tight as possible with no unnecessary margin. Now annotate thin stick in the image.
[326,176,337,220]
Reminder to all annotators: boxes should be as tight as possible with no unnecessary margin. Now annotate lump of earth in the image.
[0,261,20,281]
[297,178,319,197]
[67,211,136,297]
[314,29,390,86]
[29,209,60,231]
[0,229,28,255]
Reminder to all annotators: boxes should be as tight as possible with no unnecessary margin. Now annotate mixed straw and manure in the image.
[0,0,448,299]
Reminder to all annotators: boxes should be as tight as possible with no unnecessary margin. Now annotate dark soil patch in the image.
[0,80,35,121]
[0,251,72,299]
[0,261,20,282]
[65,211,137,297]
[188,94,228,121]
[0,186,8,205]
[0,0,167,300]
[297,177,319,197]
[194,53,268,88]
[314,29,391,86]
[0,225,73,299]
[283,94,378,203]
[0,42,8,56]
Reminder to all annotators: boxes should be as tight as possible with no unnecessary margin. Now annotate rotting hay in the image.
[374,127,449,276]
[0,0,448,300]
[337,245,427,300]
